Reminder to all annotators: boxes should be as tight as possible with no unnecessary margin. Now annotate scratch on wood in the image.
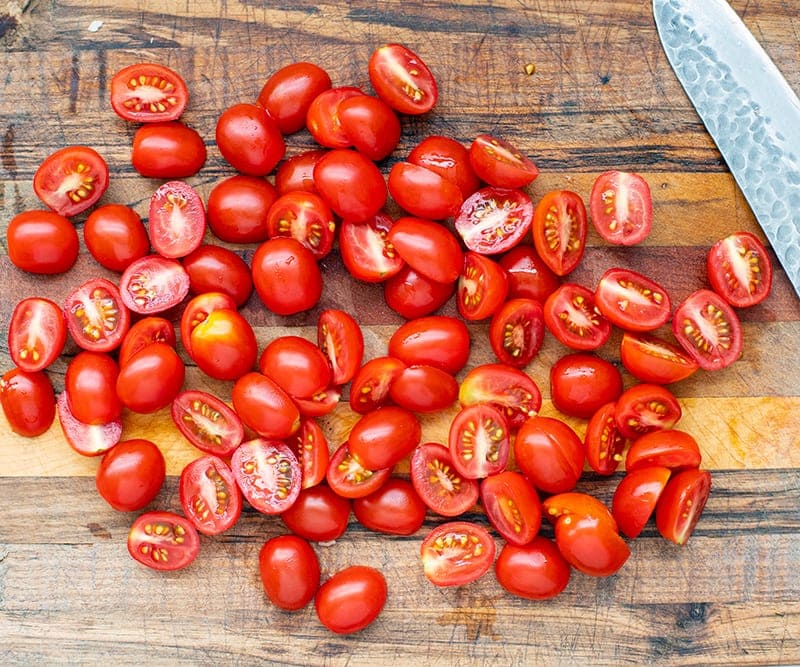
[69,51,80,114]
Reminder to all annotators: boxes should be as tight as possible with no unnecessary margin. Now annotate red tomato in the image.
[287,417,330,489]
[619,332,699,385]
[458,363,542,428]
[388,315,470,374]
[656,468,712,545]
[388,162,463,220]
[542,491,619,531]
[326,442,392,499]
[480,470,541,546]
[148,180,206,259]
[386,216,463,284]
[368,43,438,115]
[116,342,185,413]
[33,145,109,217]
[295,384,342,418]
[252,237,322,316]
[514,416,584,494]
[672,289,743,371]
[206,174,277,244]
[313,148,387,222]
[65,351,122,425]
[83,204,149,272]
[265,190,336,259]
[495,537,571,600]
[707,231,773,307]
[257,61,332,134]
[339,94,401,161]
[348,406,421,471]
[118,316,176,369]
[56,391,121,456]
[410,442,480,517]
[553,511,630,577]
[306,86,365,148]
[192,309,258,381]
[499,244,561,303]
[449,403,510,479]
[259,335,331,399]
[216,103,285,175]
[544,283,612,351]
[408,135,480,198]
[119,254,190,314]
[612,466,671,539]
[127,511,200,572]
[338,212,405,283]
[349,356,406,414]
[259,535,320,611]
[179,455,242,535]
[455,187,534,255]
[532,190,587,276]
[9,297,66,372]
[550,353,623,419]
[625,429,702,472]
[584,402,626,476]
[131,121,206,178]
[353,478,427,536]
[182,244,253,307]
[110,63,188,123]
[171,390,244,457]
[275,149,326,195]
[231,372,300,440]
[317,309,364,386]
[0,368,55,437]
[389,364,458,413]
[64,278,130,353]
[383,264,455,319]
[96,438,165,511]
[589,170,653,245]
[614,383,682,440]
[457,252,509,321]
[594,267,672,332]
[315,566,388,634]
[280,484,351,542]
[489,298,545,368]
[7,210,79,274]
[231,438,301,514]
[420,521,496,587]
[469,134,539,189]
[180,290,244,356]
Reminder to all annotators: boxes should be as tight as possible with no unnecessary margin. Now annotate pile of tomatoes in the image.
[1,42,774,635]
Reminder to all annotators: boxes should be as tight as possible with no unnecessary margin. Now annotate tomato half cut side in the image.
[488,298,546,368]
[589,170,653,246]
[118,316,176,368]
[672,289,743,371]
[707,231,773,307]
[532,190,587,276]
[455,187,534,255]
[318,309,364,386]
[148,180,206,259]
[57,391,121,457]
[625,429,702,472]
[171,390,244,458]
[339,213,405,283]
[128,511,200,572]
[110,62,188,123]
[9,297,67,372]
[292,384,341,418]
[457,251,509,321]
[410,442,480,517]
[287,417,330,489]
[544,283,612,351]
[179,455,243,535]
[584,402,626,476]
[265,190,336,259]
[469,134,539,189]
[420,521,496,587]
[458,363,542,429]
[594,267,672,332]
[33,145,109,217]
[612,465,671,539]
[619,332,699,385]
[64,278,130,353]
[306,86,364,148]
[614,383,682,441]
[326,442,392,499]
[656,468,712,545]
[480,470,541,546]
[449,403,510,480]
[119,255,191,315]
[349,356,406,414]
[231,439,301,514]
[368,43,438,115]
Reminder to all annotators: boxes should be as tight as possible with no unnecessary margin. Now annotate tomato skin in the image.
[410,442,480,517]
[275,149,326,195]
[625,429,702,472]
[119,254,191,315]
[148,180,206,259]
[656,468,712,545]
[469,134,539,189]
[315,566,388,634]
[458,363,542,428]
[348,406,422,471]
[190,308,258,381]
[353,478,427,536]
[326,442,392,499]
[388,162,463,220]
[9,297,67,372]
[0,368,56,437]
[672,289,743,371]
[544,283,612,351]
[33,145,109,217]
[550,353,623,419]
[495,537,571,600]
[131,121,206,178]
[83,204,150,272]
[553,512,630,577]
[265,190,336,259]
[231,372,301,440]
[408,135,480,197]
[339,212,405,283]
[349,356,406,414]
[118,316,176,369]
[594,268,672,332]
[707,231,773,307]
[64,278,130,353]
[455,187,534,255]
[619,332,699,385]
[280,484,351,542]
[231,438,301,515]
[584,402,626,476]
[614,383,682,441]
[420,521,496,587]
[480,471,542,546]
[384,264,455,319]
[449,403,510,480]
[339,94,402,161]
[612,466,671,539]
[96,438,166,512]
[514,416,584,494]
[206,174,277,244]
[317,309,364,386]
[65,351,122,425]
[457,251,509,321]
[388,315,470,374]
[171,390,244,457]
[259,335,331,399]
[306,86,365,148]
[387,216,464,284]
[369,43,438,115]
[257,61,332,135]
[532,190,587,276]
[110,63,188,123]
[127,511,200,572]
[57,391,121,456]
[252,237,322,316]
[216,103,286,176]
[7,210,79,274]
[389,364,458,413]
[313,148,387,222]
[488,298,546,368]
[179,455,242,535]
[116,342,185,414]
[499,244,561,303]
[259,535,321,611]
[182,244,253,307]
[589,170,653,246]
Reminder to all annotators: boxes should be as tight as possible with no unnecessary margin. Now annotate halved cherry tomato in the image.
[33,145,109,217]
[83,204,150,272]
[291,384,342,418]
[619,331,699,385]
[7,210,79,274]
[549,353,623,419]
[257,61,332,135]
[56,391,121,456]
[388,315,470,375]
[625,429,702,472]
[9,297,66,372]
[672,289,743,371]
[317,309,364,386]
[353,478,427,536]
[455,187,534,255]
[469,134,539,189]
[171,390,244,458]
[458,363,542,428]
[148,180,206,259]
[388,162,463,220]
[544,283,611,351]
[259,534,321,611]
[407,135,480,197]
[287,416,330,489]
[368,43,438,115]
[313,148,387,222]
[707,231,773,307]
[594,267,671,332]
[480,470,541,545]
[489,298,545,368]
[584,402,626,476]
[215,103,285,176]
[514,416,584,494]
[326,442,392,499]
[614,383,682,440]
[259,335,331,399]
[339,94,401,161]
[118,316,176,368]
[383,264,455,319]
[457,252,509,321]
[265,190,336,259]
[315,566,387,635]
[231,372,300,440]
[612,466,671,539]
[532,190,587,276]
[96,438,165,512]
[206,174,277,244]
[64,278,130,353]
[110,63,188,123]
[116,342,185,413]
[449,403,510,479]
[65,351,122,425]
[231,438,301,514]
[499,244,561,303]
[179,455,242,535]
[280,484,351,542]
[495,537,571,600]
[131,121,206,178]
[128,511,200,572]
[306,86,365,148]
[182,244,254,307]
[410,442,480,517]
[119,254,191,314]
[349,356,406,414]
[553,511,630,577]
[0,368,56,437]
[275,149,326,195]
[338,212,405,283]
[656,468,712,545]
[589,170,653,245]
[420,521,496,587]
[389,364,458,413]
[251,237,322,316]
[348,406,421,471]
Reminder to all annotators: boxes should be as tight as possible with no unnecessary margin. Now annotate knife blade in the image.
[653,0,800,298]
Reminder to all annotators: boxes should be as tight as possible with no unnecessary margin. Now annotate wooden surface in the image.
[1,1,799,664]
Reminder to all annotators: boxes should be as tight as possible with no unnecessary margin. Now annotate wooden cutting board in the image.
[1,1,799,663]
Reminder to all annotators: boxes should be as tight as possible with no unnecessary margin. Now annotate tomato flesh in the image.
[179,455,242,535]
[231,439,301,515]
[110,63,188,122]
[33,145,109,217]
[171,390,244,457]
[420,521,496,587]
[9,297,67,372]
[128,511,200,572]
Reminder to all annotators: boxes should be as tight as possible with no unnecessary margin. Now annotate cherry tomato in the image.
[275,149,327,195]
[64,278,130,353]
[7,210,79,274]
[594,267,671,332]
[532,190,587,276]
[280,484,351,542]
[118,316,176,368]
[0,368,55,437]
[499,244,561,303]
[65,351,122,425]
[148,180,206,259]
[189,308,258,381]
[389,364,458,413]
[614,383,682,440]
[552,511,630,577]
[544,283,611,351]
[131,121,206,178]
[295,385,342,418]
[584,402,626,476]
[488,298,546,368]
[259,535,320,611]
[353,478,427,536]
[455,187,534,255]
[287,417,330,489]
[420,521,496,587]
[206,174,277,244]
[326,442,392,499]
[182,244,253,307]
[386,216,464,284]
[181,292,238,354]
[317,309,364,386]
[231,372,300,440]
[656,468,712,545]
[119,254,191,315]
[257,61,332,134]
[33,145,109,217]
[549,353,623,419]
[116,342,185,413]
[306,86,365,148]
[315,566,388,634]
[619,331,699,385]
[457,252,509,321]
[338,212,405,283]
[259,335,331,399]
[383,264,455,319]
[495,537,571,600]
[127,511,200,572]
[458,363,542,428]
[542,491,620,532]
[231,438,301,514]
[469,134,539,189]
[56,391,121,456]
[612,466,671,539]
[514,416,584,494]
[672,289,743,371]
[339,94,401,161]
[480,470,541,546]
[449,403,510,480]
[96,438,165,512]
[589,170,653,245]
[388,162,463,220]
[216,103,285,176]
[252,237,322,315]
[347,406,421,471]
[110,63,188,123]
[388,315,470,375]
[179,455,242,535]
[707,231,773,307]
[349,356,406,414]
[9,297,66,372]
[407,134,480,198]
[313,148,387,222]
[368,43,438,115]
[83,204,149,272]
[625,429,702,472]
[265,190,336,259]
[410,442,480,517]
[171,390,244,457]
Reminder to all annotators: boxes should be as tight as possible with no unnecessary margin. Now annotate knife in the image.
[653,0,800,298]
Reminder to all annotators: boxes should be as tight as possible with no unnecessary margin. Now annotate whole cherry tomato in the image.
[495,537,571,600]
[353,478,427,536]
[389,364,458,413]
[96,438,166,512]
[7,210,79,274]
[0,368,56,437]
[259,335,332,399]
[259,535,320,611]
[131,121,206,178]
[514,416,584,494]
[216,103,285,175]
[257,61,332,134]
[347,406,422,471]
[315,566,388,634]
[388,162,463,220]
[386,216,464,284]
[313,148,387,222]
[190,308,258,381]
[83,204,150,272]
[339,94,401,161]
[306,86,365,148]
[116,342,185,413]
[383,264,455,319]
[33,145,108,217]
[110,63,188,123]
[231,372,301,440]
[280,484,351,542]
[499,244,561,303]
[127,511,199,572]
[388,315,470,374]
[182,244,253,307]
[118,316,176,369]
[206,174,278,244]
[549,353,623,419]
[252,237,322,316]
[65,351,122,425]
